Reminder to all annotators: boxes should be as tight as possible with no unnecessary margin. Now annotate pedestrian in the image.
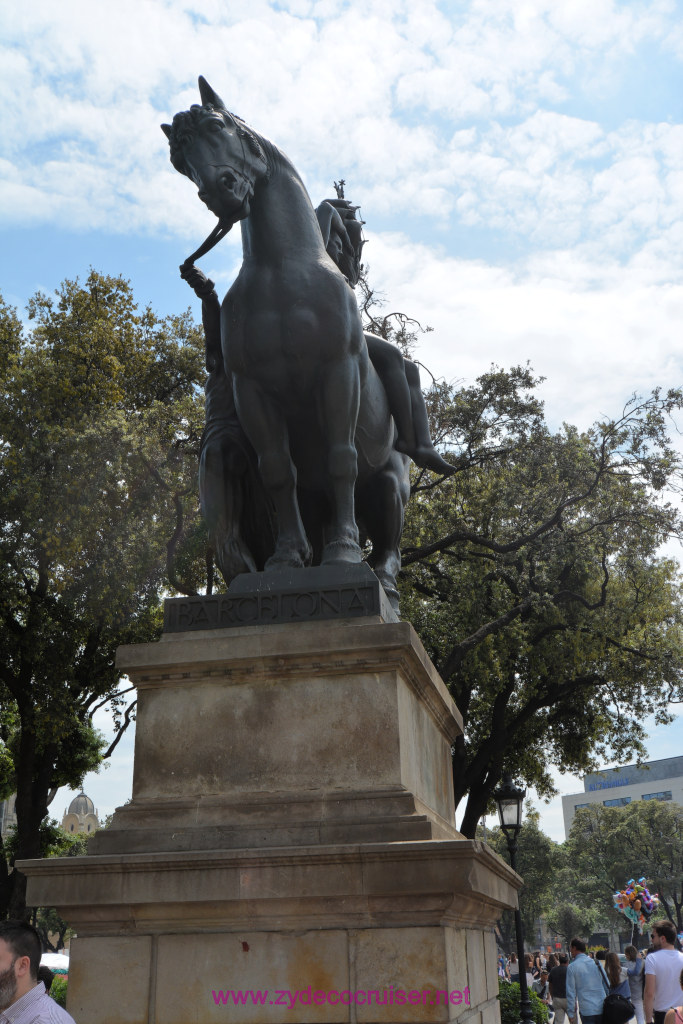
[605,952,630,997]
[567,936,608,1024]
[550,953,570,1024]
[525,954,536,988]
[0,920,76,1023]
[36,967,54,994]
[625,944,645,1024]
[662,967,683,1024]
[534,971,551,1001]
[644,920,683,1024]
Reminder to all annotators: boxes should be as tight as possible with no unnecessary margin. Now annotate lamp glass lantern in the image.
[494,774,526,839]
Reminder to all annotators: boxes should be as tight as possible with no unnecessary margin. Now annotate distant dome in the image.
[68,792,95,817]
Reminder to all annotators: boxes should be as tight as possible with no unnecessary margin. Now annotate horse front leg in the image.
[233,376,312,570]
[320,356,363,565]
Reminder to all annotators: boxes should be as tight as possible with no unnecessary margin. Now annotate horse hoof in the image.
[321,539,362,565]
[373,570,401,615]
[265,551,306,571]
[216,539,257,582]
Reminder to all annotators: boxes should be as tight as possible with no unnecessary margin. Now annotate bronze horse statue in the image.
[163,78,450,608]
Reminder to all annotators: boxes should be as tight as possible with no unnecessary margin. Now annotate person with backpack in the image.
[605,953,630,997]
[600,952,636,1024]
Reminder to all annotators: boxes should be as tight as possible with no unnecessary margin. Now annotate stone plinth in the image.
[25,840,516,1024]
[20,615,519,1024]
[92,618,462,854]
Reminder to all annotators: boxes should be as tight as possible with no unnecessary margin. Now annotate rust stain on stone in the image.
[242,940,250,952]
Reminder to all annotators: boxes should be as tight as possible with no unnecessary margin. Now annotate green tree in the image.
[397,367,683,837]
[545,891,600,949]
[0,273,205,917]
[50,976,68,1008]
[33,906,70,953]
[563,801,683,932]
[483,805,560,949]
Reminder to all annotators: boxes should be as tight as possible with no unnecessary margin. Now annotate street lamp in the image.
[494,774,535,1024]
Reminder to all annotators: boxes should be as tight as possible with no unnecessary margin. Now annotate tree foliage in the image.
[544,890,601,948]
[562,800,683,932]
[0,273,205,916]
[396,364,683,836]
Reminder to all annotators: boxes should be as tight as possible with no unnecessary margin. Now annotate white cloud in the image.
[1,0,681,425]
[364,232,683,430]
[5,12,678,280]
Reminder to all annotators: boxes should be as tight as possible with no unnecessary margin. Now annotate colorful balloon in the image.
[612,878,660,933]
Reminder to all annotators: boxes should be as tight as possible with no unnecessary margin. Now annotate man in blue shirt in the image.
[567,937,607,1024]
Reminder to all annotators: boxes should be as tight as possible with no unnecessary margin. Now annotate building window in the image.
[70,824,74,831]
[603,797,631,807]
[574,803,591,810]
[642,791,672,802]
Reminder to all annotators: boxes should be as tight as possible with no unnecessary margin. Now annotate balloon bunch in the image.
[613,878,660,932]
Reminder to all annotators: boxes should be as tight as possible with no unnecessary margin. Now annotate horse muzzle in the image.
[202,167,254,226]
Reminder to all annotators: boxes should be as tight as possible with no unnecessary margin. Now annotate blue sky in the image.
[2,0,682,841]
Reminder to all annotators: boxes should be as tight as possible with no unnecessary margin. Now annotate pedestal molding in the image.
[117,620,463,743]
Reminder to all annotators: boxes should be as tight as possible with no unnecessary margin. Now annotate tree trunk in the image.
[10,732,58,921]
[0,837,14,921]
[7,871,29,922]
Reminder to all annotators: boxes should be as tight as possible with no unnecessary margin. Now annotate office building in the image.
[562,755,683,837]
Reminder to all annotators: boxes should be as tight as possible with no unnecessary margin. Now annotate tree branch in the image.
[440,594,534,681]
[102,701,137,760]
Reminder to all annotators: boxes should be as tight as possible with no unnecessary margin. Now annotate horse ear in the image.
[160,124,172,139]
[198,76,227,110]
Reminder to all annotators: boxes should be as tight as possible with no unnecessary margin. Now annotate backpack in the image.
[596,961,635,1024]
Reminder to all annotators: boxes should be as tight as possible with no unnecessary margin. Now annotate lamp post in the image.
[494,774,535,1024]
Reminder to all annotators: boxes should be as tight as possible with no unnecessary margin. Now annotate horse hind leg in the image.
[362,452,411,614]
[320,356,363,565]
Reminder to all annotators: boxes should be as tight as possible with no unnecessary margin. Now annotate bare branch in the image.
[102,701,137,760]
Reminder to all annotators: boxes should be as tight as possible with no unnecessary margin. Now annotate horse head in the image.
[162,77,269,231]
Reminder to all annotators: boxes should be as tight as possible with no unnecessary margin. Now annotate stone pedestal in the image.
[21,612,519,1024]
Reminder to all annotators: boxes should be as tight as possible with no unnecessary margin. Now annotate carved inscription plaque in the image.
[163,563,397,632]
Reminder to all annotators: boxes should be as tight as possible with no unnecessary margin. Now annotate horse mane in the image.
[168,103,271,179]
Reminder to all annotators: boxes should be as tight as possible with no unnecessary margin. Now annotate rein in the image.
[180,221,232,272]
